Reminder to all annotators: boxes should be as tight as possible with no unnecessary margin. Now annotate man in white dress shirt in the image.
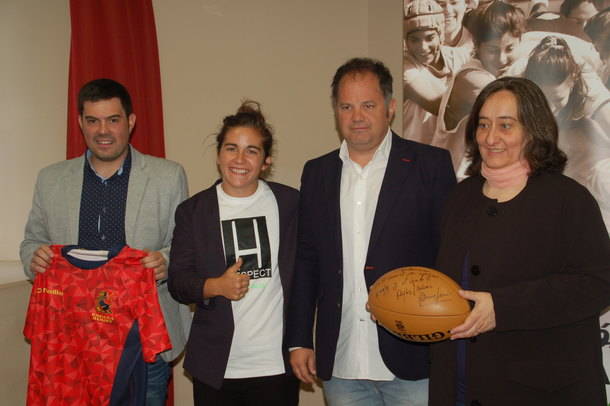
[286,58,456,405]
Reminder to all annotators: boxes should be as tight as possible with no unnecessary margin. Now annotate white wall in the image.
[155,0,403,193]
[0,0,70,283]
[1,0,402,283]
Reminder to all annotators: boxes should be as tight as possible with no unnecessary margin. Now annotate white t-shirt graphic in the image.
[217,181,285,378]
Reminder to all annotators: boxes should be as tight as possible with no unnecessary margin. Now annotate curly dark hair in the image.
[465,77,567,176]
[216,100,274,159]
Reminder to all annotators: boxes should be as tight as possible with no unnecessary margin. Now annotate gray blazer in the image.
[20,146,191,362]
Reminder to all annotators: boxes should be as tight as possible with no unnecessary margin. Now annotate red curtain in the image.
[67,0,165,159]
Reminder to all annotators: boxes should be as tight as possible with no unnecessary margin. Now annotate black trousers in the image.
[193,373,300,406]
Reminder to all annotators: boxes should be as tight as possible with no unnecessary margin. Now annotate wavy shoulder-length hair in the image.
[464,77,567,176]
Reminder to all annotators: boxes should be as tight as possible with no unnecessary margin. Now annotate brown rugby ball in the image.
[368,266,470,343]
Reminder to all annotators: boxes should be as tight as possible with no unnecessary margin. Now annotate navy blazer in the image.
[168,181,299,389]
[286,133,456,380]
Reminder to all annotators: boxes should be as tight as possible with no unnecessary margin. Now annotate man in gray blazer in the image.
[20,78,190,405]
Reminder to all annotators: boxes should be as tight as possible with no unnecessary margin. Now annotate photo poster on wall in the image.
[402,0,610,399]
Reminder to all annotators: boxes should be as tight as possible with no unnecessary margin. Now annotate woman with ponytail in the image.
[168,101,300,406]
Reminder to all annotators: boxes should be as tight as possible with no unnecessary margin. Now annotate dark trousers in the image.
[193,373,300,406]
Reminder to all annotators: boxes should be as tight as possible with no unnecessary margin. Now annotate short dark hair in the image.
[216,100,274,159]
[585,8,610,57]
[464,77,567,176]
[559,0,594,17]
[331,57,393,105]
[465,0,525,48]
[78,78,133,117]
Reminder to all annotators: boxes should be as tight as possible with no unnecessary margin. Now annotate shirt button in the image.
[101,235,106,241]
[471,265,480,276]
[338,269,342,275]
[337,301,341,309]
[486,206,498,216]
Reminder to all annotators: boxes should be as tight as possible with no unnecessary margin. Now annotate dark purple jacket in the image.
[168,181,298,389]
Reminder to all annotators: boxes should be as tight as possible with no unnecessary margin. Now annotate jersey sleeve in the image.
[132,261,172,362]
[23,273,45,340]
[24,255,65,340]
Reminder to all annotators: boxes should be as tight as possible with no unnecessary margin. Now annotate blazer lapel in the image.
[196,182,228,276]
[327,154,343,264]
[368,134,413,251]
[207,186,227,275]
[271,183,292,295]
[62,156,86,243]
[125,147,148,245]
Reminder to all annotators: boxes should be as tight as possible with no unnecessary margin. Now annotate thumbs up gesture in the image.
[203,258,250,301]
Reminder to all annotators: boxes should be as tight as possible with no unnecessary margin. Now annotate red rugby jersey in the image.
[24,245,171,406]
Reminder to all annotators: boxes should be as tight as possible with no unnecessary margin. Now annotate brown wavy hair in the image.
[465,77,567,176]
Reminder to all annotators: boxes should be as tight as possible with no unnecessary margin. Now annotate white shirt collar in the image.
[339,128,392,167]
